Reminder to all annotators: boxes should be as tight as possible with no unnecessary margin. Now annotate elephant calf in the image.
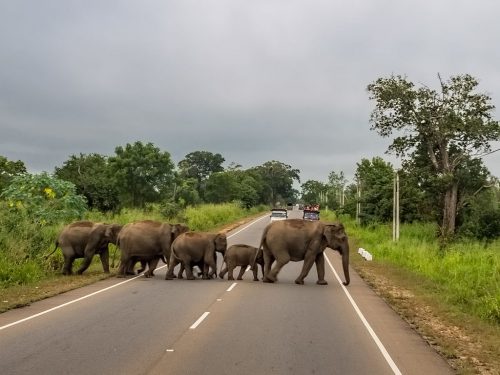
[219,244,263,281]
[166,232,227,280]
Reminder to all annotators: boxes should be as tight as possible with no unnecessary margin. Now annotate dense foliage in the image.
[367,74,500,238]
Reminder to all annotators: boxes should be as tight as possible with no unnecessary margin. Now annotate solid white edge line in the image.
[226,282,237,292]
[0,265,167,331]
[1,213,268,331]
[226,213,269,238]
[324,254,403,375]
[189,312,210,329]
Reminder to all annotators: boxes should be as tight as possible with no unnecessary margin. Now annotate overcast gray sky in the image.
[1,0,499,186]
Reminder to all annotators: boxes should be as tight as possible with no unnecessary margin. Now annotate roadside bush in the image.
[1,172,87,225]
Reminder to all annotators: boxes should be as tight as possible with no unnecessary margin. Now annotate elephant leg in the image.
[219,264,228,279]
[144,257,160,278]
[314,252,328,285]
[183,259,196,280]
[62,249,75,275]
[267,255,290,283]
[236,266,246,280]
[100,248,110,273]
[177,263,185,279]
[165,257,179,280]
[227,262,235,280]
[204,253,217,280]
[77,254,93,275]
[252,265,259,281]
[262,249,275,282]
[295,250,316,285]
[117,257,128,278]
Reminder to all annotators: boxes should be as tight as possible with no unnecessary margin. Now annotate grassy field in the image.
[323,210,500,374]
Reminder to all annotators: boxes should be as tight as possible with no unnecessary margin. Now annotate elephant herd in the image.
[50,218,351,286]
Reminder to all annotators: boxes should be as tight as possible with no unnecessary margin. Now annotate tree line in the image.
[1,73,499,241]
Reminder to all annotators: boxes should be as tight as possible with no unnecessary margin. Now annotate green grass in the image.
[322,209,500,325]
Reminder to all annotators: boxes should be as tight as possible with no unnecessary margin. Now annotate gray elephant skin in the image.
[219,244,263,281]
[116,220,189,277]
[50,221,123,275]
[165,232,227,280]
[260,219,350,285]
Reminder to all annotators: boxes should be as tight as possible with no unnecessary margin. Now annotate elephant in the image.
[219,244,263,281]
[165,232,227,280]
[116,220,189,277]
[49,221,123,275]
[259,219,350,285]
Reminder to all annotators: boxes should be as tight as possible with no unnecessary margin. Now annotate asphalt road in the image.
[0,210,453,375]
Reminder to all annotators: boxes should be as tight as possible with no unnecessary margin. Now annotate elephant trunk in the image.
[341,242,350,286]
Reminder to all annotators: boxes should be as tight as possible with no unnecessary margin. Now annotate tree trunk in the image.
[441,181,458,239]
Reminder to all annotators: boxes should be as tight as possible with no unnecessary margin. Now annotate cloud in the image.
[1,0,499,183]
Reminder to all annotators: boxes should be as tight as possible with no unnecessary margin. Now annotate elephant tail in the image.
[44,241,59,259]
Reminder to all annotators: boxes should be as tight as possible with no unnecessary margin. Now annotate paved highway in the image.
[0,210,453,374]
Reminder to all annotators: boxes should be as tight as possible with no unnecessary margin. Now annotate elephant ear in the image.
[324,223,347,251]
[214,233,227,252]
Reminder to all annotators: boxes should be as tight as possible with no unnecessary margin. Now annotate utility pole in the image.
[356,180,361,225]
[393,170,400,241]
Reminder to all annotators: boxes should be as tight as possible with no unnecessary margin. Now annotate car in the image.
[302,209,320,221]
[270,208,288,221]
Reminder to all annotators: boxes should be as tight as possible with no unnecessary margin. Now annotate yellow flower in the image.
[44,187,56,199]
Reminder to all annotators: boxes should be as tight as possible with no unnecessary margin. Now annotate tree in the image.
[301,180,328,206]
[328,170,348,210]
[251,161,300,206]
[367,74,500,238]
[205,170,260,208]
[178,151,225,199]
[0,155,27,193]
[108,142,175,207]
[355,157,394,223]
[54,153,119,212]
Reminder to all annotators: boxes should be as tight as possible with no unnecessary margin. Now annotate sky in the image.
[1,0,500,187]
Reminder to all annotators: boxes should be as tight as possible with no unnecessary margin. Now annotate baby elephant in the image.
[219,244,263,281]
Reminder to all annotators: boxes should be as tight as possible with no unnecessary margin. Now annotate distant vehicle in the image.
[304,204,320,211]
[286,202,293,210]
[270,208,288,221]
[303,209,320,221]
[298,204,304,210]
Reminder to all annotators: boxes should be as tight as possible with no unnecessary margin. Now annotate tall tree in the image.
[0,155,27,193]
[204,169,260,207]
[355,157,394,223]
[300,180,328,206]
[328,170,348,210]
[54,153,119,211]
[178,151,225,199]
[367,74,500,238]
[251,161,300,206]
[109,142,175,207]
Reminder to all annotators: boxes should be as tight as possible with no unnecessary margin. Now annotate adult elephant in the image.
[165,232,227,280]
[49,221,123,275]
[259,219,350,285]
[116,220,189,277]
[219,244,263,281]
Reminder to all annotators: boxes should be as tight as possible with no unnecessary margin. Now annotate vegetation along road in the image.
[0,210,453,375]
